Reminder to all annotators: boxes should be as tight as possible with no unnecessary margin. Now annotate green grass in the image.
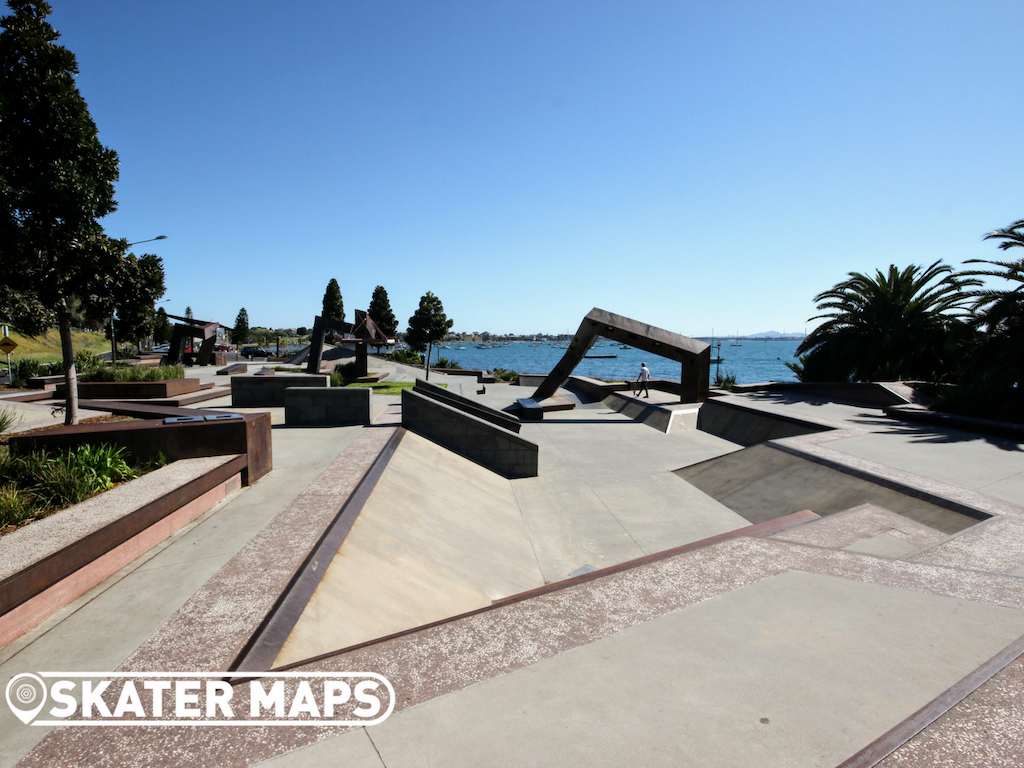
[5,329,110,363]
[343,381,446,396]
[84,364,185,382]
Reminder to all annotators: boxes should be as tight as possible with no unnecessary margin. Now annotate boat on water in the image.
[619,345,631,350]
[585,354,617,359]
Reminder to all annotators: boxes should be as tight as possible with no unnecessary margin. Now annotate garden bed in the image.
[56,377,202,399]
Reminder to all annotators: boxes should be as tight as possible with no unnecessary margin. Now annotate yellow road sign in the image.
[0,336,17,355]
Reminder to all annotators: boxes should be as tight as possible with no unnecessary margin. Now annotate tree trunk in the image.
[58,306,78,425]
[425,341,432,381]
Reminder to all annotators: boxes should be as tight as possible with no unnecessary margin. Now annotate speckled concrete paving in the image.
[10,385,1024,767]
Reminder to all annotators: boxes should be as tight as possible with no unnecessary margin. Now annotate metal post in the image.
[3,325,10,381]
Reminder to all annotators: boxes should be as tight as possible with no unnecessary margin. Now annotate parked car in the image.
[214,344,235,351]
[152,344,170,352]
[240,346,269,359]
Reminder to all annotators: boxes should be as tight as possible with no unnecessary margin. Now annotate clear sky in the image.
[42,0,1024,336]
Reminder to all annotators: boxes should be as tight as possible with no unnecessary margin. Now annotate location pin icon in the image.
[5,673,47,725]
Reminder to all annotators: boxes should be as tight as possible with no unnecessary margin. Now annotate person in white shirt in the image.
[636,362,651,398]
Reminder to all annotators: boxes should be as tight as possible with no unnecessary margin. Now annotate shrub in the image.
[85,364,185,382]
[714,369,738,391]
[435,357,461,369]
[9,358,60,388]
[0,407,22,435]
[492,368,518,382]
[330,361,360,388]
[0,485,37,528]
[390,349,423,365]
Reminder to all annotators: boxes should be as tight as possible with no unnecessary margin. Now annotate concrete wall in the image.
[231,373,329,407]
[401,388,538,478]
[414,378,522,433]
[564,375,630,402]
[284,386,370,426]
[697,398,832,446]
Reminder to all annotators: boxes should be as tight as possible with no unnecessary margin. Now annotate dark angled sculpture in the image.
[532,308,710,404]
[305,309,391,377]
[165,313,220,366]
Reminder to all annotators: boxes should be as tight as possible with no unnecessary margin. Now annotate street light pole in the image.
[111,236,168,363]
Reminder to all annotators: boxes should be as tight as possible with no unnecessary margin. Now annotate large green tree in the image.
[406,291,453,380]
[792,261,977,382]
[90,251,165,352]
[322,278,344,343]
[367,285,397,353]
[1,0,124,423]
[231,308,250,345]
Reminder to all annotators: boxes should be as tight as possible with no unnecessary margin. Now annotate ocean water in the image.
[428,338,801,385]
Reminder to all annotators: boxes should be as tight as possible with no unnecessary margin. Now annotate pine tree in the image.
[368,285,398,353]
[232,308,250,345]
[322,278,344,343]
[406,292,453,380]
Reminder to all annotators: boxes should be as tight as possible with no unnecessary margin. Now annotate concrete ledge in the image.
[402,388,538,478]
[0,455,244,649]
[564,375,630,402]
[217,363,247,376]
[415,378,522,433]
[697,397,835,446]
[516,373,547,387]
[729,381,912,408]
[284,386,371,426]
[55,377,202,399]
[605,392,699,433]
[8,412,272,485]
[230,373,329,407]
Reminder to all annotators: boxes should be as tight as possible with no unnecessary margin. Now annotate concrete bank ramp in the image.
[675,444,982,535]
[273,430,545,667]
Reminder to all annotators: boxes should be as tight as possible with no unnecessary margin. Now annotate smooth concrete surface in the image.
[273,571,1024,768]
[453,383,749,582]
[274,431,545,666]
[825,427,1024,506]
[676,444,980,534]
[0,421,365,768]
[842,532,922,557]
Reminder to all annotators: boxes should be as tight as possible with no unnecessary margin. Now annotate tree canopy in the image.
[792,261,977,382]
[0,0,125,423]
[406,291,453,380]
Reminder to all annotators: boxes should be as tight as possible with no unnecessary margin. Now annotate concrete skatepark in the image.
[3,339,1024,765]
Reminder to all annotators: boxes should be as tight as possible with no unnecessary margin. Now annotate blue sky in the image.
[44,0,1024,336]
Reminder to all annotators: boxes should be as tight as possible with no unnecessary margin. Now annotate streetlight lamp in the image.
[110,236,169,363]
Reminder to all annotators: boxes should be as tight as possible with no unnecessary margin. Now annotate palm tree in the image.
[956,219,1024,410]
[793,261,978,382]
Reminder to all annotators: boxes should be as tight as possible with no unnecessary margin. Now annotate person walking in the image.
[636,362,651,398]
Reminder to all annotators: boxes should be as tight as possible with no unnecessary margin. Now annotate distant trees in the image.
[406,292,453,381]
[1,1,125,424]
[791,262,977,383]
[368,285,397,353]
[231,308,250,345]
[154,306,171,344]
[185,306,194,322]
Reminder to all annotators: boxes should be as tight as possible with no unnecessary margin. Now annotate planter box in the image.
[231,373,329,407]
[0,455,244,649]
[55,377,202,399]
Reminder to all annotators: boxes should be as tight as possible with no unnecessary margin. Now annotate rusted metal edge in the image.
[0,454,246,616]
[230,427,407,673]
[835,630,1024,768]
[266,509,820,674]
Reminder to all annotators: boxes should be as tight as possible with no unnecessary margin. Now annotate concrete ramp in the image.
[272,431,545,667]
[675,444,982,535]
